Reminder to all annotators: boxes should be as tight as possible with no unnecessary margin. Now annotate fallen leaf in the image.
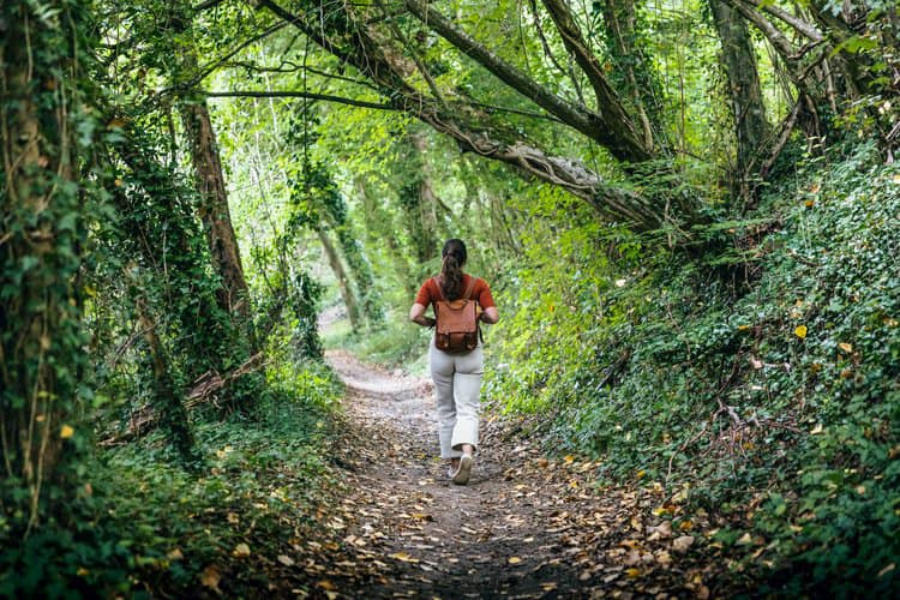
[167,548,184,561]
[200,565,221,593]
[232,543,251,558]
[508,556,522,564]
[648,521,672,539]
[626,567,641,578]
[838,342,853,353]
[277,554,295,566]
[672,535,694,552]
[389,552,419,563]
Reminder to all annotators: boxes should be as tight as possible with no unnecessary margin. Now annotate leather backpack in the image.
[433,276,480,353]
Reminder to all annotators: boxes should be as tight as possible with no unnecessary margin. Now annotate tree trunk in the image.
[317,227,362,331]
[181,101,253,321]
[134,293,198,465]
[109,127,246,380]
[0,0,90,530]
[400,132,440,266]
[710,0,770,181]
[355,177,416,296]
[333,223,384,326]
[170,2,253,328]
[598,0,662,150]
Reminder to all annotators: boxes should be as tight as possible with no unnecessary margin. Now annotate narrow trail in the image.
[288,350,727,599]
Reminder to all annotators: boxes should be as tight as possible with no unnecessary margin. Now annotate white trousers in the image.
[429,340,483,459]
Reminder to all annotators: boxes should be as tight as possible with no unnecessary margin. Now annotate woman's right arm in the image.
[480,306,500,324]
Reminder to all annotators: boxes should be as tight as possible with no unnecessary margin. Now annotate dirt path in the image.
[291,351,728,599]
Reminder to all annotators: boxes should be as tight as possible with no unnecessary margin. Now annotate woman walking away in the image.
[409,239,499,485]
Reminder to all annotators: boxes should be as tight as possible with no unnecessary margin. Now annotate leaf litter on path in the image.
[216,351,740,597]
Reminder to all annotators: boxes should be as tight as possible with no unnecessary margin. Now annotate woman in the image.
[409,239,499,485]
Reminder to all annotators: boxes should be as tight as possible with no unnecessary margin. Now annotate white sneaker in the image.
[453,453,474,485]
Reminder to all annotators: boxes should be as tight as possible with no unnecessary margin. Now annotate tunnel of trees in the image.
[1,0,899,596]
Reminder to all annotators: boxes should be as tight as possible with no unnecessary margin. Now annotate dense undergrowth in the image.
[0,357,342,597]
[485,142,900,594]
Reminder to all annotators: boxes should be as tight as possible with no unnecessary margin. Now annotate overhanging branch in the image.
[202,90,397,110]
[403,0,652,162]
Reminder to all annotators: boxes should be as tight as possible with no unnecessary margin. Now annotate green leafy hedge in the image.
[487,142,900,594]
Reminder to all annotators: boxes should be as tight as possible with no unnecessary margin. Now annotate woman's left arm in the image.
[409,303,436,328]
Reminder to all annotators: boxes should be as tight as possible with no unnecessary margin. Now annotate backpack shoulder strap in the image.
[463,276,478,301]
[431,276,445,301]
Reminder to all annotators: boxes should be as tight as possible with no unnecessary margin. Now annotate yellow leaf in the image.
[563,455,575,464]
[810,423,824,435]
[794,325,808,339]
[232,543,251,558]
[838,342,853,353]
[737,324,751,331]
[389,552,419,563]
[60,425,74,439]
[200,565,221,592]
[626,568,641,578]
[167,548,184,561]
[76,567,89,577]
[508,557,522,564]
[316,580,337,591]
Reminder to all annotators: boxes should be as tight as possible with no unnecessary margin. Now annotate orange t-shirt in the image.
[415,274,496,311]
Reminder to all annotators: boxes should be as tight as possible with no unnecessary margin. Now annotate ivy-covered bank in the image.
[0,357,342,597]
[487,143,900,594]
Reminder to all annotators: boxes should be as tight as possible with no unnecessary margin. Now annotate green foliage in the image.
[0,357,341,598]
[487,142,900,592]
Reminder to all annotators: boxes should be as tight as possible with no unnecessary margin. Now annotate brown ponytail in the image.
[440,239,467,300]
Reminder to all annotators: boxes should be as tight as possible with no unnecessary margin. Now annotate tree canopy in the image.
[2,0,899,595]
